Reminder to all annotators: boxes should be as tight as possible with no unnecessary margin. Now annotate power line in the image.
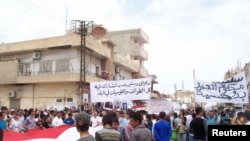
[1,0,72,42]
[32,0,66,17]
[27,22,65,37]
[33,0,69,30]
[37,0,67,12]
[25,0,64,19]
[16,0,64,21]
[13,0,68,38]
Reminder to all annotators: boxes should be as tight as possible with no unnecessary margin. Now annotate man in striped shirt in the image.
[95,114,121,141]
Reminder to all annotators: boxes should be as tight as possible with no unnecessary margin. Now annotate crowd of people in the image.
[0,106,75,135]
[0,104,250,141]
[74,105,250,141]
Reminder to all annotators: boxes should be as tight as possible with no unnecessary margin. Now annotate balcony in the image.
[16,69,109,84]
[0,69,110,85]
[17,70,79,83]
[131,43,148,60]
[130,28,149,43]
[113,54,139,72]
[139,29,149,43]
[85,36,111,59]
[132,67,148,78]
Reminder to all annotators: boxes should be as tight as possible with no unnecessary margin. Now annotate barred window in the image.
[25,64,32,76]
[39,60,52,74]
[56,98,63,102]
[67,98,73,102]
[56,59,70,72]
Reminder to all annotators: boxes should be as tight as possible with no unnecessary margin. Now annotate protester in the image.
[64,113,75,125]
[231,111,244,125]
[90,109,102,128]
[42,115,53,128]
[8,114,22,132]
[23,109,37,131]
[112,117,129,141]
[51,111,64,128]
[1,106,11,130]
[243,110,250,125]
[0,127,3,141]
[205,109,218,125]
[95,114,121,141]
[17,111,26,132]
[185,109,193,141]
[75,112,96,141]
[170,121,178,141]
[0,112,7,131]
[188,113,196,141]
[129,111,151,141]
[189,107,207,141]
[145,114,153,133]
[178,110,186,141]
[126,117,133,139]
[153,111,172,141]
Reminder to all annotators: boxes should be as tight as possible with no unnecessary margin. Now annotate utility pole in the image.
[71,20,107,112]
[174,84,177,102]
[71,20,94,112]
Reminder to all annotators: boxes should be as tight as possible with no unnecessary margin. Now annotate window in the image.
[84,62,90,73]
[95,66,99,76]
[56,59,70,72]
[56,98,63,102]
[39,60,52,74]
[18,63,30,76]
[25,64,31,76]
[67,98,73,102]
[18,64,24,76]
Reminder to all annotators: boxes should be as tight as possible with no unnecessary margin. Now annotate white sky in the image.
[1,0,250,94]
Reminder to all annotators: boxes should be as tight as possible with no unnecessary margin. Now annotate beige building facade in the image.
[0,28,158,110]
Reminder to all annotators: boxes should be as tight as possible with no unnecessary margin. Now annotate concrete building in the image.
[0,27,158,110]
[174,90,195,107]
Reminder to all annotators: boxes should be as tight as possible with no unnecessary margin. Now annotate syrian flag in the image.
[4,125,102,141]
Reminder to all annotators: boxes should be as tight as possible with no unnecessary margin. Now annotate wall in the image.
[0,60,18,84]
[0,83,78,110]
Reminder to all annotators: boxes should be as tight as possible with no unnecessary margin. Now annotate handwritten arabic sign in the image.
[147,100,173,114]
[194,71,249,103]
[90,77,152,102]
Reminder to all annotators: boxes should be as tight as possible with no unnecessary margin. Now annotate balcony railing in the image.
[16,68,111,84]
[18,69,110,78]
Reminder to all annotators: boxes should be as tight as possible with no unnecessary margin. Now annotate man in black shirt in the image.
[190,107,207,141]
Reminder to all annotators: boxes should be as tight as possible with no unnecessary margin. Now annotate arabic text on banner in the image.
[90,77,152,103]
[194,71,249,103]
[147,100,173,114]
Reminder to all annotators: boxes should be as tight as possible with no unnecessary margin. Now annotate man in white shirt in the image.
[51,111,64,127]
[9,115,21,132]
[90,109,102,128]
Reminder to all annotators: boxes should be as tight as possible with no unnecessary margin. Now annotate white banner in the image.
[194,71,249,103]
[83,94,88,102]
[90,77,152,102]
[147,100,173,114]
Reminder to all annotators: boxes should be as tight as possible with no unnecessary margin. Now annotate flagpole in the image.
[193,69,196,109]
[193,69,196,79]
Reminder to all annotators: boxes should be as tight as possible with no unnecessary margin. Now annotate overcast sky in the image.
[1,0,250,94]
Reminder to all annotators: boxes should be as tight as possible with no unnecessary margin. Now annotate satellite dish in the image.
[92,26,107,39]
